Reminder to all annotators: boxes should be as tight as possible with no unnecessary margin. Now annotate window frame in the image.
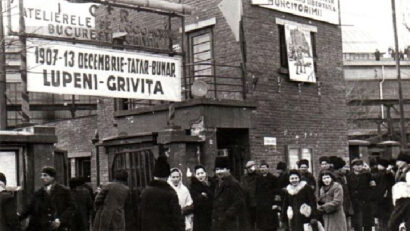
[285,145,314,174]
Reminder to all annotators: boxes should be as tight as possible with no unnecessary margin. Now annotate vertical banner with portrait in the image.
[285,24,316,83]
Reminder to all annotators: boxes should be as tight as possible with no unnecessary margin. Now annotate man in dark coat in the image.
[276,162,289,189]
[347,159,375,231]
[20,166,75,231]
[255,161,280,231]
[297,159,316,190]
[241,160,259,230]
[213,156,249,231]
[0,173,19,231]
[70,177,93,231]
[373,158,394,231]
[140,155,185,231]
[93,169,130,231]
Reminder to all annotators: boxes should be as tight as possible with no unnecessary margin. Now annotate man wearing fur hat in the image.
[140,155,185,231]
[0,172,19,231]
[346,159,374,231]
[241,160,259,230]
[297,159,316,191]
[20,166,75,231]
[213,156,249,231]
[373,158,394,231]
[395,152,410,182]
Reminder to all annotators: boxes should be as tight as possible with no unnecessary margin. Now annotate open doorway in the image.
[217,128,250,181]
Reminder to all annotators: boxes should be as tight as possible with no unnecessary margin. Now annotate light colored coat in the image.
[318,182,347,231]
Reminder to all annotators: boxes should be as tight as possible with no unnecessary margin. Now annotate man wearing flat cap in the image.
[213,156,249,231]
[346,159,374,231]
[20,166,75,231]
[395,152,410,182]
[241,160,258,230]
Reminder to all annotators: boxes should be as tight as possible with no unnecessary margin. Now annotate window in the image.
[188,28,214,81]
[286,145,314,173]
[69,157,91,182]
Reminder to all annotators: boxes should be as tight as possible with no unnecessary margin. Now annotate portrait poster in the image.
[285,23,316,83]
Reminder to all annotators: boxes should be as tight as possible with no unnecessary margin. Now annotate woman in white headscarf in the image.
[168,168,194,231]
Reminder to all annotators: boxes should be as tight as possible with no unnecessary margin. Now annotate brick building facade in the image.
[44,0,348,187]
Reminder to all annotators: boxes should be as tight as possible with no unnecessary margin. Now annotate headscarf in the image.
[168,168,194,230]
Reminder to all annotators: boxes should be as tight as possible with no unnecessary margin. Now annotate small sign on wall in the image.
[264,137,277,146]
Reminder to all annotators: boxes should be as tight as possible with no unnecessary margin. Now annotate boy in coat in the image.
[0,172,19,231]
[20,166,75,231]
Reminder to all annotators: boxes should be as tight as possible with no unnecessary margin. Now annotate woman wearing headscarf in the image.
[281,169,317,231]
[388,170,410,231]
[317,170,347,231]
[189,165,214,231]
[168,168,194,231]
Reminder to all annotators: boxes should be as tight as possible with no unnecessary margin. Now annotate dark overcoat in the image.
[93,181,130,231]
[300,171,316,191]
[71,185,93,231]
[139,179,185,231]
[373,170,395,220]
[281,181,317,231]
[212,175,249,231]
[0,190,19,231]
[255,173,280,230]
[20,183,76,231]
[189,177,214,231]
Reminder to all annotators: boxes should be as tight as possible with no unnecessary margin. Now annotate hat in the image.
[153,156,171,178]
[194,165,206,173]
[397,152,410,164]
[331,157,346,170]
[42,166,56,178]
[297,159,309,168]
[260,160,269,167]
[319,156,329,164]
[276,161,287,171]
[377,158,390,168]
[245,160,256,168]
[215,156,230,169]
[0,172,6,185]
[351,159,363,166]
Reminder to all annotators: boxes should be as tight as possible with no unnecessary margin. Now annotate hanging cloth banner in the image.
[285,23,316,83]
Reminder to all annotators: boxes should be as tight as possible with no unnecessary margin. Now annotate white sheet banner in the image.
[252,0,339,25]
[8,0,99,40]
[285,23,316,83]
[0,152,17,187]
[27,38,182,101]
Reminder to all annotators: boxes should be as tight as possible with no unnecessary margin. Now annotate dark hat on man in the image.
[351,158,363,166]
[114,169,129,182]
[377,158,390,168]
[215,156,230,169]
[396,152,410,164]
[42,166,57,178]
[0,172,6,185]
[276,161,287,171]
[331,157,346,170]
[153,156,171,178]
[319,156,329,163]
[297,159,309,168]
[260,160,269,167]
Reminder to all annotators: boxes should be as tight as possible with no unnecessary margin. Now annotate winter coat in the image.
[346,171,373,208]
[388,182,410,231]
[71,185,93,231]
[189,177,214,231]
[300,171,316,191]
[277,171,289,190]
[168,168,194,231]
[0,190,19,231]
[93,181,130,231]
[140,179,185,231]
[318,182,347,231]
[241,172,258,208]
[20,183,76,231]
[212,174,249,231]
[281,181,317,231]
[373,170,395,220]
[332,169,352,216]
[255,173,280,230]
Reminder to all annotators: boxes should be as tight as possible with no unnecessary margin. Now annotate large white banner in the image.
[285,23,316,83]
[27,38,182,101]
[7,0,99,40]
[251,0,339,25]
[0,152,17,187]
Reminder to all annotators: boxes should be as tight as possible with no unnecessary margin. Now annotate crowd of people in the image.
[0,152,409,231]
